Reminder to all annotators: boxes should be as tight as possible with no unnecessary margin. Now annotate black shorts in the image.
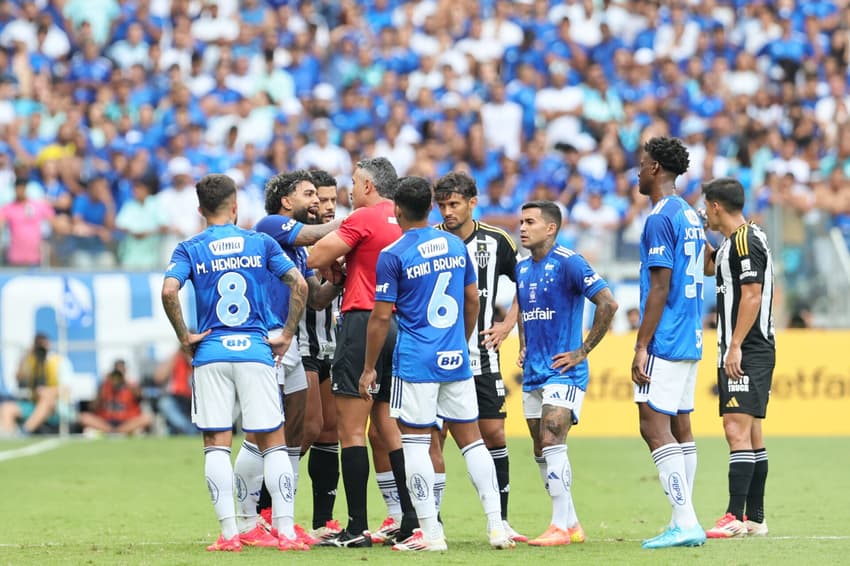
[331,310,397,403]
[475,372,507,420]
[718,364,774,418]
[302,357,332,383]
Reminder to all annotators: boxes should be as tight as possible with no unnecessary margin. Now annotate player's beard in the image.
[292,207,317,225]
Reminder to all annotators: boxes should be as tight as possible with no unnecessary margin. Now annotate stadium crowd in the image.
[0,0,849,311]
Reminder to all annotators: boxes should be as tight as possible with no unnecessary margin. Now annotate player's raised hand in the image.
[358,368,378,401]
[481,320,511,351]
[552,349,586,373]
[265,331,294,366]
[181,329,211,357]
[631,347,650,385]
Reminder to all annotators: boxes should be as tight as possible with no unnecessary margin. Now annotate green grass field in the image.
[0,436,847,565]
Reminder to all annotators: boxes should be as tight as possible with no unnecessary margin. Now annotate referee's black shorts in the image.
[331,310,397,402]
[718,363,774,419]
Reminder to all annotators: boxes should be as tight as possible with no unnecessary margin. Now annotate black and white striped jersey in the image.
[298,290,341,360]
[436,221,518,376]
[714,223,776,367]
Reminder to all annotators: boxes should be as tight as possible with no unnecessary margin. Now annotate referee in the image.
[702,178,774,539]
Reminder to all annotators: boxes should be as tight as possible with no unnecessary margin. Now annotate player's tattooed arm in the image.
[281,267,308,336]
[552,287,618,373]
[307,274,342,310]
[161,277,209,355]
[294,218,343,246]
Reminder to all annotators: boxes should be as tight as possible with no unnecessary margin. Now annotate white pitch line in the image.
[0,437,68,463]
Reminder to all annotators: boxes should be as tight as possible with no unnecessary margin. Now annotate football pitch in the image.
[1,436,847,565]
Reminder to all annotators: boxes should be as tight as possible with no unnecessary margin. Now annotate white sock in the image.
[434,472,446,514]
[287,446,301,497]
[680,441,697,494]
[204,446,238,539]
[233,440,264,533]
[542,445,572,530]
[460,440,501,532]
[263,445,296,539]
[651,443,698,529]
[376,471,402,522]
[401,434,440,539]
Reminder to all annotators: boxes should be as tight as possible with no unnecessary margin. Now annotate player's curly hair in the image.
[644,136,690,176]
[264,169,314,215]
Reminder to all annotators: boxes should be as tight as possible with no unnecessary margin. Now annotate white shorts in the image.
[633,355,698,415]
[192,362,283,432]
[389,376,479,428]
[523,383,586,424]
[269,328,308,395]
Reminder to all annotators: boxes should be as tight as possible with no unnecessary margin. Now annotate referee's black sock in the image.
[341,445,370,535]
[726,450,755,520]
[746,448,768,523]
[490,446,510,521]
[308,442,340,529]
[389,448,420,537]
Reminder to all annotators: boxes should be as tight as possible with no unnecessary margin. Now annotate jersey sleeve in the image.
[164,243,191,286]
[642,213,676,270]
[735,226,765,285]
[263,233,297,278]
[337,207,369,248]
[566,254,609,300]
[374,250,400,303]
[497,232,519,280]
[464,248,478,287]
[255,215,304,248]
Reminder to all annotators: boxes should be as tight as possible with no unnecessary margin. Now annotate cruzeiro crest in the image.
[475,241,490,269]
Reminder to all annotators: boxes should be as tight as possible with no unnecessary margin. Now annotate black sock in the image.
[726,450,755,520]
[490,446,510,521]
[257,480,271,513]
[389,448,419,535]
[747,448,768,523]
[309,442,340,529]
[341,446,370,534]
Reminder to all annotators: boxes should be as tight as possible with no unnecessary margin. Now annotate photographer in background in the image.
[78,359,151,436]
[0,333,61,435]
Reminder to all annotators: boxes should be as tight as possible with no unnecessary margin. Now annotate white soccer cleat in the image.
[503,520,528,543]
[706,513,748,538]
[489,526,517,549]
[391,529,448,552]
[745,519,768,536]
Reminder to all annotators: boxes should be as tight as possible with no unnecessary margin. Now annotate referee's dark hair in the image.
[703,177,746,213]
[433,171,478,202]
[644,136,690,176]
[522,200,562,229]
[394,176,433,221]
[264,169,314,214]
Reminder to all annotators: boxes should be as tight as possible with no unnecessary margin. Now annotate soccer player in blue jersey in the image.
[358,176,513,552]
[515,200,618,547]
[160,173,309,552]
[631,137,707,549]
[232,170,343,547]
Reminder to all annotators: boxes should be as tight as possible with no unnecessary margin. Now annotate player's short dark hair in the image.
[394,176,433,222]
[703,177,745,213]
[522,200,562,228]
[310,169,337,189]
[264,169,314,215]
[433,171,477,202]
[196,174,236,215]
[644,136,690,176]
[356,157,398,199]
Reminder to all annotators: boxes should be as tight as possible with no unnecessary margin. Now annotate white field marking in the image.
[0,437,68,463]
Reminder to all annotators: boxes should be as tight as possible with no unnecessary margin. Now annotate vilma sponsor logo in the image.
[417,237,449,259]
[208,236,245,256]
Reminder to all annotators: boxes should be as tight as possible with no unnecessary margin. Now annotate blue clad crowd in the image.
[0,0,848,317]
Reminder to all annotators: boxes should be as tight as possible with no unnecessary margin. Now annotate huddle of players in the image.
[162,135,774,552]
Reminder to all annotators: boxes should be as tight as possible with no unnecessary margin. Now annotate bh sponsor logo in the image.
[221,335,251,351]
[436,350,464,370]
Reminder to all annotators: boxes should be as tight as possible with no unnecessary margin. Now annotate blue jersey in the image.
[639,195,706,361]
[254,214,315,330]
[375,227,477,383]
[164,224,296,367]
[516,245,608,391]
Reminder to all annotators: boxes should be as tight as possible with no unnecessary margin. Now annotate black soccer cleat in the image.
[324,529,373,548]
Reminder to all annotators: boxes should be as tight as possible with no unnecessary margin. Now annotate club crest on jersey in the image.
[475,241,490,269]
[208,236,244,256]
[529,283,538,303]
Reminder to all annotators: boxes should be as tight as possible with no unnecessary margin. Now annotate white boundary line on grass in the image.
[0,437,68,463]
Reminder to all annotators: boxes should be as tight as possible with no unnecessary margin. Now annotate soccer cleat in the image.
[528,525,570,547]
[259,507,276,536]
[568,522,586,543]
[310,519,343,542]
[294,524,320,546]
[206,534,243,552]
[745,519,768,536]
[239,525,279,547]
[642,525,706,549]
[278,534,311,551]
[503,520,527,543]
[489,525,517,549]
[391,529,448,552]
[371,516,400,544]
[706,513,748,539]
[325,529,373,548]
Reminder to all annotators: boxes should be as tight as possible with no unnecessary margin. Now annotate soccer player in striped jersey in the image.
[631,137,707,549]
[515,200,618,547]
[433,172,525,541]
[701,178,775,538]
[161,173,308,551]
[359,176,513,551]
